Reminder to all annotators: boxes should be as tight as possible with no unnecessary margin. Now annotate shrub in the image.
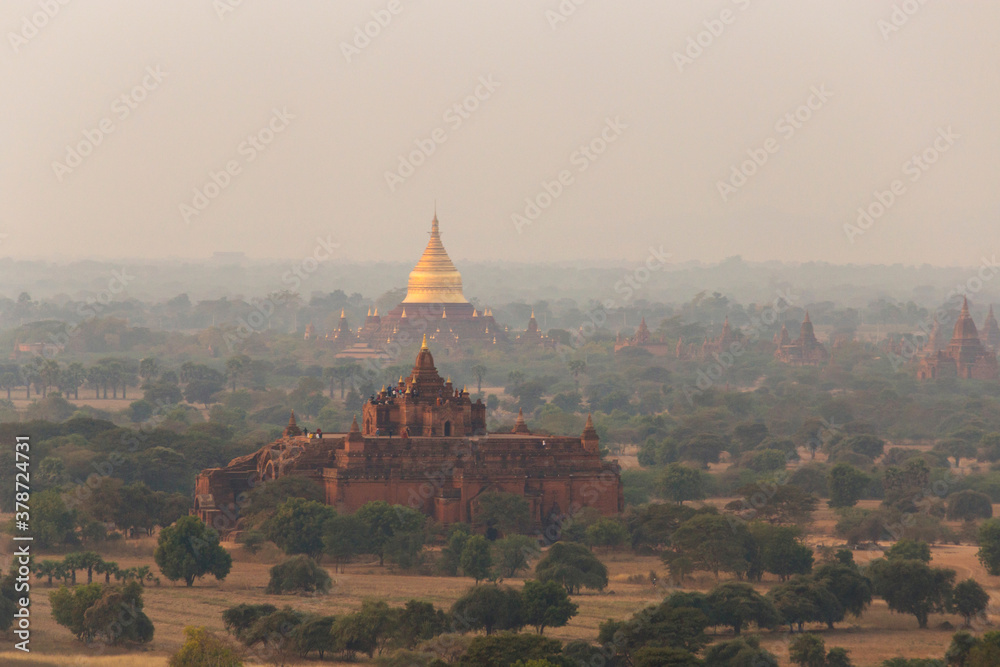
[169,626,242,667]
[265,555,332,595]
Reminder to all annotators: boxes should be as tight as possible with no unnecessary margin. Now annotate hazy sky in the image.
[2,1,997,266]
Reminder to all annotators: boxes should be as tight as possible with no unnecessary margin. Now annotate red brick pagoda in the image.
[194,339,622,536]
[917,298,998,380]
[774,312,830,366]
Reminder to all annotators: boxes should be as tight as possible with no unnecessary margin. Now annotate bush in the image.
[265,555,332,595]
[169,626,242,667]
[50,581,153,645]
[460,632,563,667]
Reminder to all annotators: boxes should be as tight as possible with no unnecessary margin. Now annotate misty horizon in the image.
[4,1,998,266]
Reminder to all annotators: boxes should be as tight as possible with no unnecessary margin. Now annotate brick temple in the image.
[774,312,830,366]
[917,297,999,380]
[194,339,622,536]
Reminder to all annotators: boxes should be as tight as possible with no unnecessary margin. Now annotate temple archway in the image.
[444,420,452,436]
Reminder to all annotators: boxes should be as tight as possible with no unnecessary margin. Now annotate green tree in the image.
[242,476,324,528]
[952,578,989,628]
[462,632,563,667]
[707,582,781,635]
[50,581,153,645]
[471,364,488,393]
[494,534,538,578]
[535,542,608,594]
[947,491,993,521]
[727,483,818,525]
[440,525,473,576]
[828,464,870,508]
[290,615,336,659]
[32,489,79,548]
[522,579,578,635]
[868,558,955,628]
[584,518,629,551]
[262,498,336,559]
[222,603,277,641]
[450,584,526,635]
[331,599,395,657]
[669,513,753,579]
[658,463,706,504]
[813,562,872,619]
[169,626,243,667]
[702,635,778,667]
[395,599,449,649]
[886,539,932,563]
[768,575,844,631]
[460,535,494,584]
[240,606,305,664]
[474,492,531,536]
[154,515,232,587]
[750,523,814,581]
[978,518,1000,575]
[321,513,367,572]
[790,634,827,667]
[265,555,332,595]
[355,501,426,566]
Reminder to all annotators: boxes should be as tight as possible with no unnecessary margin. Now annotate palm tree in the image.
[225,355,249,392]
[63,362,85,399]
[39,359,61,398]
[0,370,18,400]
[34,560,62,586]
[20,363,38,399]
[324,366,337,398]
[95,559,119,584]
[334,362,360,399]
[471,364,488,394]
[86,365,106,399]
[568,359,587,388]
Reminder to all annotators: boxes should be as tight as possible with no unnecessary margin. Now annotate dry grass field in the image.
[5,510,999,667]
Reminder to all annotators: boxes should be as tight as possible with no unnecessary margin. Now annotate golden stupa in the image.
[402,213,468,304]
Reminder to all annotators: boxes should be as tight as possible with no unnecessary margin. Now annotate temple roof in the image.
[402,213,468,305]
[952,297,980,341]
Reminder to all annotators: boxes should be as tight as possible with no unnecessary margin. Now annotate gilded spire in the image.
[340,308,345,318]
[421,334,428,350]
[402,212,468,305]
[401,307,407,318]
